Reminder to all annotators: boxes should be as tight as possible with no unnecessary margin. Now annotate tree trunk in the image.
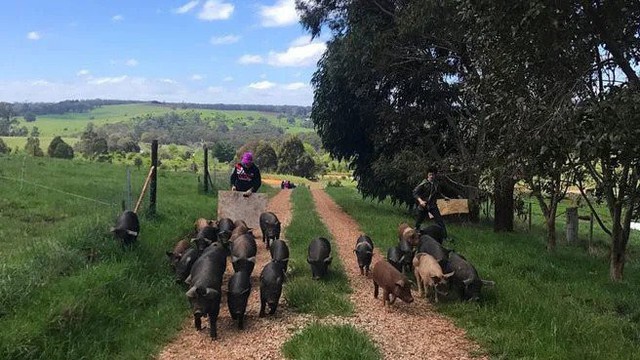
[493,174,515,232]
[609,204,625,281]
[546,213,557,251]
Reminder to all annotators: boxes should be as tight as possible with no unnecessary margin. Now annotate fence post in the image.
[566,207,578,245]
[149,140,158,215]
[203,144,209,193]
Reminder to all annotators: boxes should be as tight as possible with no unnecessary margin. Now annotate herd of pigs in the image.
[111,209,490,340]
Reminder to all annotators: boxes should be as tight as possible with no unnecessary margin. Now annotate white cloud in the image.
[160,78,177,84]
[238,54,264,64]
[174,0,200,14]
[260,0,299,27]
[27,31,41,40]
[210,34,240,45]
[88,76,128,85]
[248,81,276,90]
[76,69,90,77]
[223,76,234,82]
[112,14,124,21]
[198,0,234,21]
[267,40,326,67]
[125,59,139,67]
[191,74,204,81]
[283,82,306,90]
[0,78,313,105]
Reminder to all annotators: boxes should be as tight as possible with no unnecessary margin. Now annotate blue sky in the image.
[0,0,325,105]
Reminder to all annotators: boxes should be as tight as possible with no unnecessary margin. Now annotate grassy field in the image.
[1,136,79,152]
[0,154,219,359]
[325,186,640,360]
[13,103,313,138]
[283,186,353,316]
[282,323,380,360]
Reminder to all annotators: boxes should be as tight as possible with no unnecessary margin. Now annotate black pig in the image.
[231,233,257,274]
[227,271,251,329]
[447,252,482,301]
[259,261,284,317]
[110,210,139,245]
[354,235,374,276]
[269,239,290,272]
[307,237,332,280]
[259,212,281,249]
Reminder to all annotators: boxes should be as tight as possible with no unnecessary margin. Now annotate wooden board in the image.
[429,199,469,217]
[217,191,268,229]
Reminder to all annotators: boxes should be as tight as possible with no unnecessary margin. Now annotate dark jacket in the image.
[230,163,261,192]
[413,179,440,206]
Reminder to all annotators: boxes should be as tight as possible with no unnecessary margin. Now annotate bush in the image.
[48,136,74,159]
[0,138,8,154]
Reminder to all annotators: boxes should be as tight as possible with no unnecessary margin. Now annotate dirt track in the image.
[158,187,485,360]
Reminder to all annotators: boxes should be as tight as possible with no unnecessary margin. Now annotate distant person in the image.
[281,180,286,189]
[413,167,450,237]
[230,152,261,197]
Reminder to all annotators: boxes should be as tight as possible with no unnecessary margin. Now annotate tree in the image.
[24,136,44,157]
[278,136,318,178]
[0,138,8,154]
[212,141,235,162]
[30,127,40,137]
[297,0,488,219]
[24,113,36,122]
[237,140,279,172]
[47,136,74,159]
[75,123,108,158]
[0,102,17,136]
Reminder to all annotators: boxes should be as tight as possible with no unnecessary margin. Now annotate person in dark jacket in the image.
[230,152,261,197]
[413,168,450,237]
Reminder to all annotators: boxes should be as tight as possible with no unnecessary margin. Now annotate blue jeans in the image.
[415,204,447,237]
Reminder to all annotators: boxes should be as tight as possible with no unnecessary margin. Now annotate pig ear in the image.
[395,279,405,287]
[184,274,192,285]
[324,256,332,264]
[190,238,197,243]
[203,288,219,299]
[463,278,473,286]
[307,257,312,264]
[110,227,116,233]
[186,286,197,298]
[443,271,455,278]
[241,287,251,295]
[126,230,138,236]
[248,256,256,263]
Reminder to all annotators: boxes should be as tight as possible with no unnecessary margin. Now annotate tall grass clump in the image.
[283,186,353,316]
[325,186,640,360]
[282,323,381,360]
[0,154,217,359]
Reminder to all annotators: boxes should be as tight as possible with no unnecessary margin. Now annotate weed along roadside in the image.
[325,186,640,359]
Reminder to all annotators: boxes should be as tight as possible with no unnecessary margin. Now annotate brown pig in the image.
[398,222,420,247]
[166,239,190,270]
[412,252,454,303]
[371,259,414,309]
[194,218,215,232]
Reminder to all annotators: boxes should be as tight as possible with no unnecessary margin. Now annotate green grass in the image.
[284,186,353,316]
[1,136,79,152]
[282,323,381,360]
[325,186,640,360]
[14,103,314,138]
[0,154,218,359]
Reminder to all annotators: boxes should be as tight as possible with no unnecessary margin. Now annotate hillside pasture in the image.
[14,103,313,138]
[325,186,640,360]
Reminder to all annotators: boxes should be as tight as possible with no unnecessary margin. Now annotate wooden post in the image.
[203,144,209,193]
[149,140,158,215]
[528,202,532,231]
[566,207,578,245]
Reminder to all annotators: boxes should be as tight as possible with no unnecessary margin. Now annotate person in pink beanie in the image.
[230,151,262,197]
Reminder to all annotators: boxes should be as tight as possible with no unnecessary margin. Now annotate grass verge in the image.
[325,186,640,360]
[283,186,353,316]
[282,323,381,360]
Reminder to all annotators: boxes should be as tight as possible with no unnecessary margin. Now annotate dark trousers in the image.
[415,204,447,237]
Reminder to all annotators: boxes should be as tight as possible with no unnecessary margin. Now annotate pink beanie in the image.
[241,152,253,164]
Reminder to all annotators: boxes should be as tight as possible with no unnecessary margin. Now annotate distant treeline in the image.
[9,99,311,117]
